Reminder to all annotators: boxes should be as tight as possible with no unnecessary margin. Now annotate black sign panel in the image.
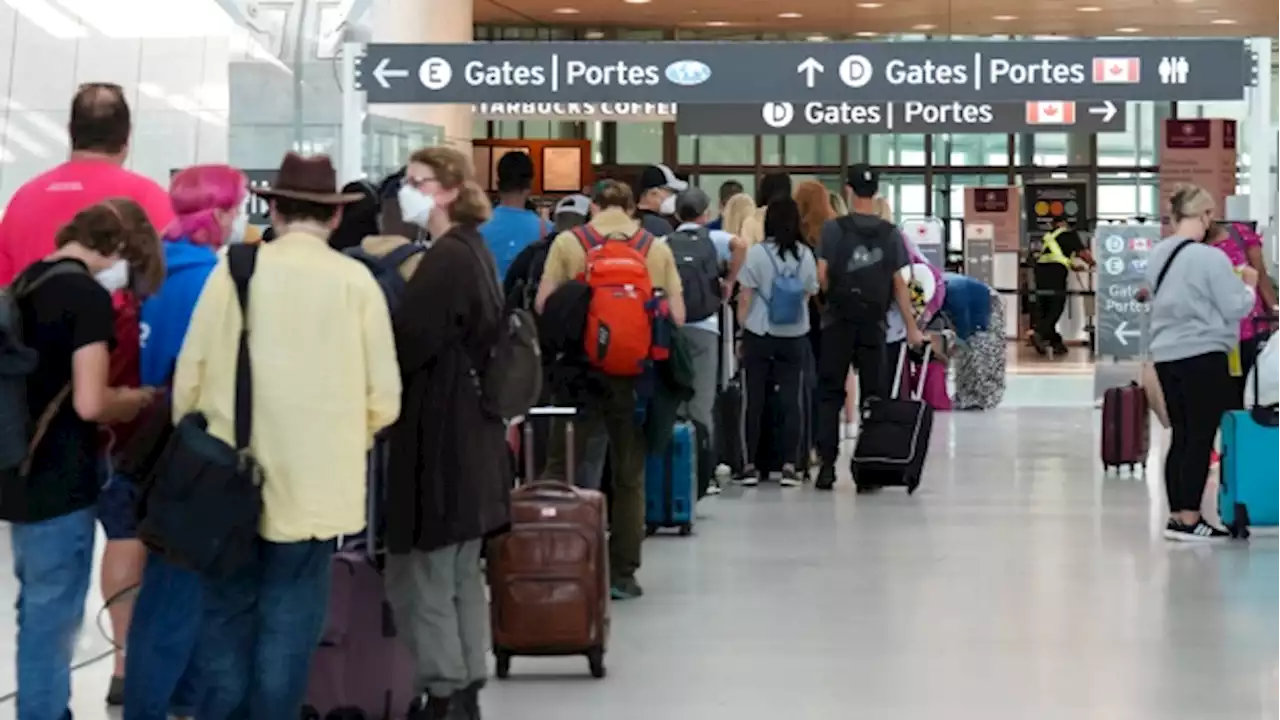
[676,100,1126,134]
[357,40,1250,104]
[1025,181,1089,253]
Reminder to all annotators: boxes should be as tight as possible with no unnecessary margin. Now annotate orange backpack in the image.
[573,225,655,377]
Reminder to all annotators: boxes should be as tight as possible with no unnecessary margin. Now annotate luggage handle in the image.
[891,341,933,401]
[520,406,576,487]
[519,480,590,500]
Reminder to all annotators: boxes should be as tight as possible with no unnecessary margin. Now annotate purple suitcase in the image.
[302,441,416,720]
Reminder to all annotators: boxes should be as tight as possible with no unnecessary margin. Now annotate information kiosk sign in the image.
[1096,225,1161,361]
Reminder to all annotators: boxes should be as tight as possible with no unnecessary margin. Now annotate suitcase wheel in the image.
[1228,503,1252,540]
[645,524,658,537]
[587,647,606,679]
[494,649,512,679]
[678,523,693,537]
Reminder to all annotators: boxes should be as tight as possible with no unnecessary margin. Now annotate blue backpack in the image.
[344,242,425,313]
[762,245,806,325]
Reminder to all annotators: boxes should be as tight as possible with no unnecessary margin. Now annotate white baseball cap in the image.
[554,194,591,217]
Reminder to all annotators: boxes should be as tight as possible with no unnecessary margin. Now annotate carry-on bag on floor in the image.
[1100,383,1149,473]
[1219,321,1279,538]
[487,407,610,679]
[302,440,416,720]
[645,420,697,535]
[850,343,935,493]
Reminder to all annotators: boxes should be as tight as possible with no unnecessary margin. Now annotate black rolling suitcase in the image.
[850,343,935,493]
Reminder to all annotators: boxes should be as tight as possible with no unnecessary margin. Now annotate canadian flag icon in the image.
[1025,101,1077,125]
[1093,57,1141,83]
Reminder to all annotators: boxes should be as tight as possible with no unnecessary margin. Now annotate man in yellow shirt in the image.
[535,179,684,600]
[172,153,402,717]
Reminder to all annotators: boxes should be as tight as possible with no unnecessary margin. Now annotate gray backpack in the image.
[666,226,723,323]
[460,240,542,422]
[0,262,90,476]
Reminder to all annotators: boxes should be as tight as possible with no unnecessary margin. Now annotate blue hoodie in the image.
[140,239,219,386]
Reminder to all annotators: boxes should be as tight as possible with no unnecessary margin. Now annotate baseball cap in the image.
[846,163,879,199]
[675,187,711,221]
[554,193,590,217]
[636,164,688,197]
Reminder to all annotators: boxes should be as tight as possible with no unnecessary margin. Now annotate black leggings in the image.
[742,332,807,469]
[1155,351,1234,513]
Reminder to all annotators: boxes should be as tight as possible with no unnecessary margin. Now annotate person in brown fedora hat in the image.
[172,152,401,719]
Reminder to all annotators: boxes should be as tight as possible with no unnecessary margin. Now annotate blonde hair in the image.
[592,179,635,213]
[1169,183,1215,223]
[872,196,894,223]
[720,193,756,237]
[828,190,848,217]
[408,147,491,225]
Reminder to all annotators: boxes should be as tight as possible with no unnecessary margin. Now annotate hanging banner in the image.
[964,187,1021,253]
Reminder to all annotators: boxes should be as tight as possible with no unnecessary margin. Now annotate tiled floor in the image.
[0,376,1275,720]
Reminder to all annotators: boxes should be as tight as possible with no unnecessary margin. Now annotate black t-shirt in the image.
[0,260,115,523]
[817,213,909,327]
[636,209,675,237]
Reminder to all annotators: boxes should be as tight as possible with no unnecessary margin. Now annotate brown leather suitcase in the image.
[488,407,610,679]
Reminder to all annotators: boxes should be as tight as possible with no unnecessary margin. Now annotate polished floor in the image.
[0,375,1275,720]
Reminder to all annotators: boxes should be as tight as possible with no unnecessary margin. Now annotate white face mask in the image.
[95,260,130,293]
[659,193,676,216]
[228,211,248,244]
[398,185,436,227]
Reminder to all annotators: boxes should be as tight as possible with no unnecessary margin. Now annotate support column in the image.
[1247,37,1275,224]
[372,0,474,150]
[1061,132,1094,346]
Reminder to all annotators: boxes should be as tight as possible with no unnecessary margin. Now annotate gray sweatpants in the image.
[385,539,488,698]
[678,325,719,438]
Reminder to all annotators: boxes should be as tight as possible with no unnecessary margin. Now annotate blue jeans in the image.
[123,553,205,720]
[11,507,96,720]
[197,539,332,720]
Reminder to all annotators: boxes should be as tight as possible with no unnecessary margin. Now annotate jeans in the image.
[11,507,96,720]
[742,332,807,468]
[816,321,889,465]
[124,553,205,720]
[197,538,333,720]
[385,540,488,698]
[1156,351,1235,513]
[545,376,645,583]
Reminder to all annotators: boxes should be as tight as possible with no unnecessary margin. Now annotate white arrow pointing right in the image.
[797,57,825,89]
[1088,100,1118,123]
[373,57,409,89]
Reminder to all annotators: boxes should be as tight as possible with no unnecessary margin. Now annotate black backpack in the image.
[344,243,425,313]
[826,216,898,325]
[666,226,723,323]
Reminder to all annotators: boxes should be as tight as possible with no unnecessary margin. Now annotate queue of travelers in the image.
[0,80,1265,720]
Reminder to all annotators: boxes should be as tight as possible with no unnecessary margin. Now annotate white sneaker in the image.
[706,479,723,496]
[738,467,760,487]
[779,467,801,487]
[714,463,732,481]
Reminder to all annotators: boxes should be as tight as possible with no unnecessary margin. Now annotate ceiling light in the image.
[705,20,730,26]
[1115,26,1141,32]
[584,30,604,38]
[855,30,878,37]
[912,23,937,30]
[992,14,1017,20]
[856,2,883,7]
[552,7,579,13]
[1076,5,1102,11]
[622,0,650,5]
[1210,17,1237,24]
[806,33,829,41]
[777,11,802,18]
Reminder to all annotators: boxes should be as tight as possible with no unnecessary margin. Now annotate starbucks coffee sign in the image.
[472,102,677,121]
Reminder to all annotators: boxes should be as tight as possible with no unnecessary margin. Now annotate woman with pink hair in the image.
[123,164,246,720]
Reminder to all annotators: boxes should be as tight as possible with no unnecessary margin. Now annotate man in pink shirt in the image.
[0,82,174,709]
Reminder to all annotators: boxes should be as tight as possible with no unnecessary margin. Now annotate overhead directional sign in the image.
[356,40,1250,104]
[676,100,1125,135]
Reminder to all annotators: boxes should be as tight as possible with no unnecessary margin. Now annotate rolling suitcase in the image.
[487,407,610,680]
[850,343,935,493]
[1219,325,1279,538]
[645,420,696,535]
[302,440,416,720]
[1100,383,1149,473]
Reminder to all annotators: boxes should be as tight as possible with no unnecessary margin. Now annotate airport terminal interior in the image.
[0,0,1278,718]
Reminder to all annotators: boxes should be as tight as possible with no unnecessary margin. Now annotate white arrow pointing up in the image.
[1088,100,1118,123]
[797,57,825,88]
[373,56,409,89]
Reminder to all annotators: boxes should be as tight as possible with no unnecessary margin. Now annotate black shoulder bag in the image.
[137,244,264,580]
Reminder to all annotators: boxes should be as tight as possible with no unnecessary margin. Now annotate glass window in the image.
[937,134,1009,167]
[761,136,782,166]
[678,135,754,165]
[784,135,841,165]
[615,121,663,163]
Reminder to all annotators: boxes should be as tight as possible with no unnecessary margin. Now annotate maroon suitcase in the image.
[1101,382,1149,474]
[302,441,416,720]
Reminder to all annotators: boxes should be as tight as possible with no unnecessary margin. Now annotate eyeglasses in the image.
[402,175,439,191]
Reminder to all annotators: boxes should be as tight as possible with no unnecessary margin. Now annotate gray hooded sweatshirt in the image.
[1145,235,1256,363]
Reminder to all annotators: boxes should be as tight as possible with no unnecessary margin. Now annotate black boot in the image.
[408,694,455,720]
[457,680,484,720]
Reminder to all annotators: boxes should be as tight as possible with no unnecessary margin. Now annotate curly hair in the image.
[408,147,491,225]
[55,198,165,297]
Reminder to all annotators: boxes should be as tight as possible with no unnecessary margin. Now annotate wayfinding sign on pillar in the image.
[1095,225,1160,360]
[355,40,1252,104]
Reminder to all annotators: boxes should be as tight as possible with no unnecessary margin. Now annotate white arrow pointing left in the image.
[1088,100,1118,123]
[373,56,409,89]
[1113,319,1142,346]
